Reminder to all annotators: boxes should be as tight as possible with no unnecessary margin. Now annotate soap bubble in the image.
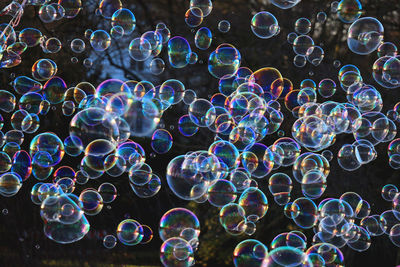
[347,17,384,55]
[218,20,231,33]
[251,12,279,39]
[90,30,111,51]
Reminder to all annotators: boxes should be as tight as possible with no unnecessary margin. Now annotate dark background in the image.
[1,0,400,266]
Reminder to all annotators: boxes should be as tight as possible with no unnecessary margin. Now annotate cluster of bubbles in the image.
[0,0,400,266]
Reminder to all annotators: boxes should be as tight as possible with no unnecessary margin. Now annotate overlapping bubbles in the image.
[0,0,399,266]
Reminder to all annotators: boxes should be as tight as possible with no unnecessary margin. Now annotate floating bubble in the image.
[150,58,165,75]
[293,35,315,56]
[160,237,195,266]
[79,189,103,216]
[207,179,237,207]
[117,219,144,245]
[90,30,111,51]
[190,0,213,17]
[316,12,327,23]
[178,115,199,136]
[103,235,117,249]
[185,8,203,28]
[347,17,384,55]
[159,208,200,242]
[0,172,22,197]
[70,38,85,53]
[195,27,212,50]
[233,239,268,267]
[151,129,173,154]
[218,20,231,33]
[251,12,279,39]
[168,36,191,69]
[98,0,122,19]
[295,18,312,35]
[111,8,136,35]
[268,173,293,206]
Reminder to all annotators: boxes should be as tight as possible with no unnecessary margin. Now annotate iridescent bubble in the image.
[0,90,16,113]
[293,55,306,67]
[58,0,82,18]
[98,0,122,19]
[0,152,12,173]
[110,26,124,39]
[383,56,400,87]
[84,139,117,172]
[130,172,161,198]
[159,208,200,242]
[43,77,67,104]
[155,23,171,44]
[233,239,268,267]
[208,44,241,79]
[318,78,336,98]
[117,219,144,245]
[301,170,327,199]
[316,12,327,23]
[183,90,197,105]
[79,189,103,216]
[270,0,301,9]
[98,182,117,203]
[209,140,239,169]
[218,20,231,33]
[287,32,298,44]
[11,150,32,181]
[111,8,136,35]
[70,38,85,53]
[32,59,57,81]
[103,235,117,249]
[13,76,42,95]
[83,58,93,68]
[347,17,384,55]
[44,37,62,53]
[151,129,173,154]
[251,12,279,39]
[160,237,195,267]
[377,42,398,57]
[186,52,198,64]
[141,31,163,57]
[195,27,212,50]
[268,173,293,206]
[219,203,247,235]
[207,179,237,207]
[295,18,312,35]
[337,0,362,23]
[293,35,315,56]
[188,98,216,127]
[150,58,165,75]
[18,28,42,47]
[30,132,64,167]
[0,172,22,197]
[185,7,203,28]
[178,115,199,137]
[44,214,90,244]
[266,246,312,266]
[70,107,120,147]
[306,45,324,66]
[306,243,345,266]
[168,36,191,69]
[190,0,213,17]
[238,187,268,222]
[122,98,161,137]
[290,197,318,228]
[90,30,111,51]
[159,79,186,104]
